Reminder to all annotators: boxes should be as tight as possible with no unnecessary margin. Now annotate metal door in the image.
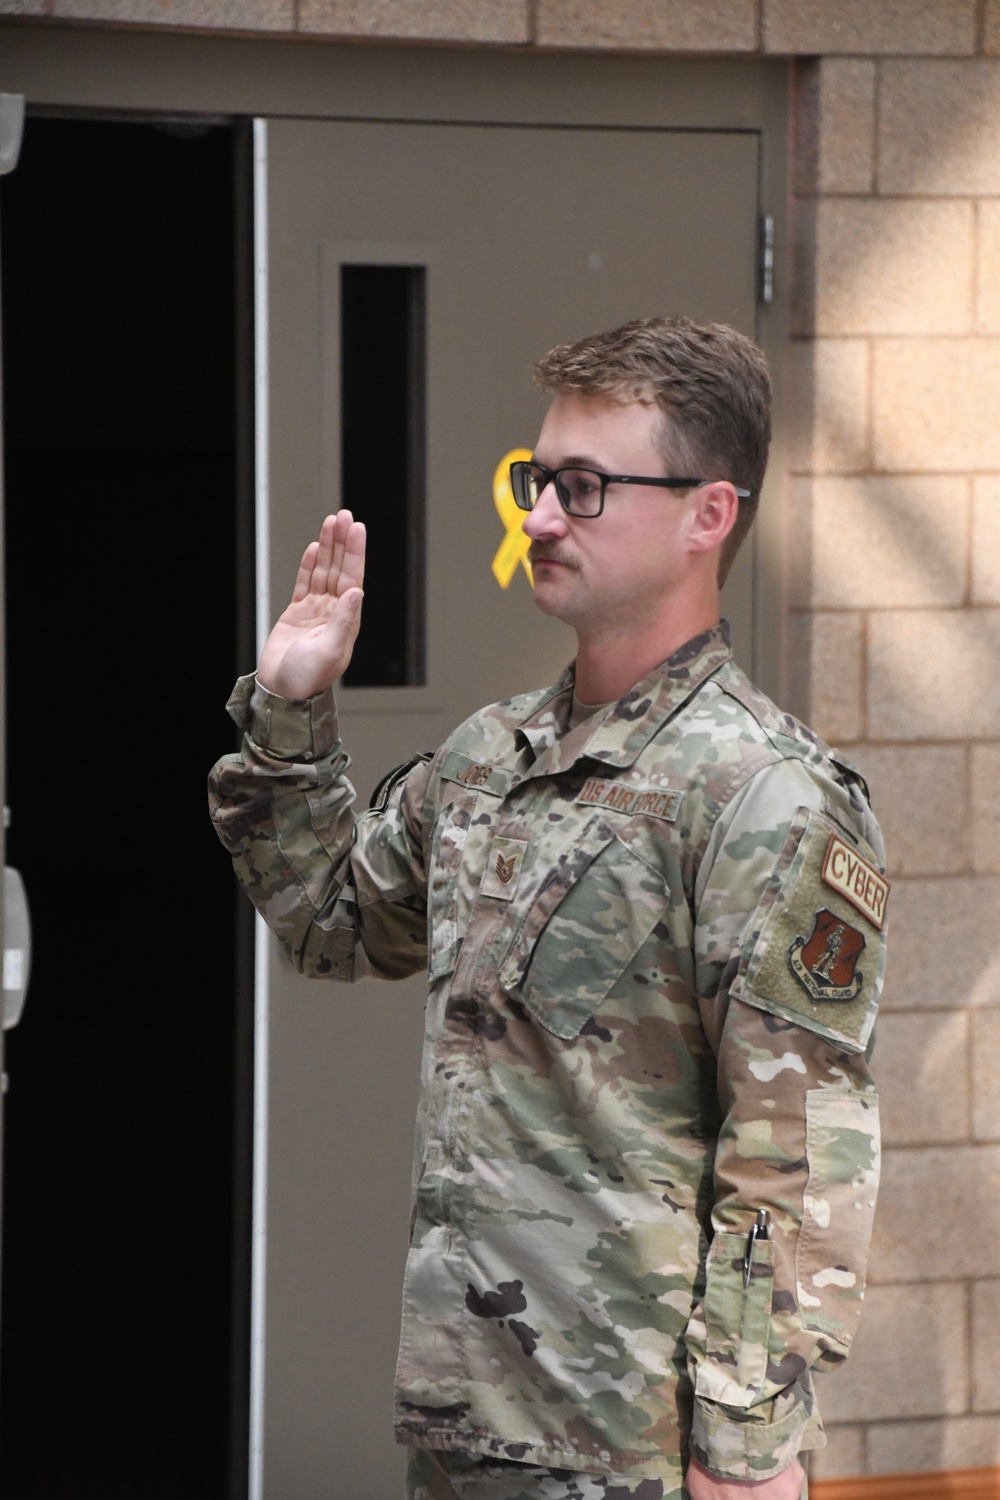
[256,115,760,1498]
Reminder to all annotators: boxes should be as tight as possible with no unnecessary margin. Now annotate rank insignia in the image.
[788,908,866,1002]
[480,837,528,901]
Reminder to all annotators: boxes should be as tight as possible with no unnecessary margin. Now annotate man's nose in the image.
[521,479,567,537]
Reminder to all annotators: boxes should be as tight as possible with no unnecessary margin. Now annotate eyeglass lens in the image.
[513,464,604,516]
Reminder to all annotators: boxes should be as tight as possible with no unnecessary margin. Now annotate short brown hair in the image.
[533,316,771,584]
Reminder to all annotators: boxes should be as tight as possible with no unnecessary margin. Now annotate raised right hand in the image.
[257,510,366,699]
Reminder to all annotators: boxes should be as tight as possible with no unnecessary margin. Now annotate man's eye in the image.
[567,472,598,495]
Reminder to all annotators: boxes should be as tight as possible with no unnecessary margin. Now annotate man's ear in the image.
[686,481,740,556]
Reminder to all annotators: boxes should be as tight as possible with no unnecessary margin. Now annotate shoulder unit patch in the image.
[735,809,888,1053]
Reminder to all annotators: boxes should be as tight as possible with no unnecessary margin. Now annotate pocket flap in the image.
[499,822,669,1040]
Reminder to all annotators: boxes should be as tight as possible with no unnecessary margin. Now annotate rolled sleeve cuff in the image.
[690,1384,823,1481]
[226,673,339,761]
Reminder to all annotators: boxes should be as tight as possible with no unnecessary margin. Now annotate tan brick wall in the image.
[3,0,998,1482]
[0,0,984,55]
[788,34,1000,1481]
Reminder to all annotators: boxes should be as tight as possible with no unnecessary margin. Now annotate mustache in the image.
[528,544,579,570]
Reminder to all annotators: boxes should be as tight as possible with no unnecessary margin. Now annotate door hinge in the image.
[758,214,775,306]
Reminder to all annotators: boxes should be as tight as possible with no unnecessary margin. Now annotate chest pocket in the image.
[498,816,670,1040]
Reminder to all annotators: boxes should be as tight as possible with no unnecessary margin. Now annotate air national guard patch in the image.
[788,909,865,1001]
[736,810,888,1053]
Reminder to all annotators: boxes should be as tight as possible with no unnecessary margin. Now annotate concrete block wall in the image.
[787,25,1000,1482]
[2,0,998,1482]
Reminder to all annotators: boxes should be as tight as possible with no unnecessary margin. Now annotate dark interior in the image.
[341,262,426,688]
[0,115,252,1499]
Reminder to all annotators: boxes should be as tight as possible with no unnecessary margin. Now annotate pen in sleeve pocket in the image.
[743,1208,769,1288]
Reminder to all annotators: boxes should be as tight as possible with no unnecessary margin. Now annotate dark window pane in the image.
[340,264,425,687]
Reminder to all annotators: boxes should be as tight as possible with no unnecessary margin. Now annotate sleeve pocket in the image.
[498,828,669,1040]
[695,1229,775,1405]
[797,1088,880,1347]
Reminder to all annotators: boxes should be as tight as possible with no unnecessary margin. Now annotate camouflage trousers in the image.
[404,1447,672,1500]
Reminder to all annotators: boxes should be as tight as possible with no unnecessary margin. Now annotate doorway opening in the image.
[0,115,253,1499]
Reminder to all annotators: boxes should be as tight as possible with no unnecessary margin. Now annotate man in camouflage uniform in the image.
[210,318,886,1500]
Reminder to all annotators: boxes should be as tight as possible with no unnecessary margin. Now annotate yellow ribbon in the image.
[492,448,534,589]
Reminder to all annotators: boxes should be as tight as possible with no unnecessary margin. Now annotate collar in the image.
[516,621,733,776]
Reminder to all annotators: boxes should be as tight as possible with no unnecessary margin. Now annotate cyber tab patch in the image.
[577,776,681,823]
[822,834,889,931]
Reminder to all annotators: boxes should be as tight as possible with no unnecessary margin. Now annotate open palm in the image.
[257,510,366,700]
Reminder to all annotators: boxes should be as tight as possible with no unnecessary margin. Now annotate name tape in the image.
[821,834,890,931]
[457,762,492,788]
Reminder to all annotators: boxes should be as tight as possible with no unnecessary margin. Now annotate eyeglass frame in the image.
[509,459,752,519]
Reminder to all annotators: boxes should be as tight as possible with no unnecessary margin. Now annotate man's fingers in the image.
[329,508,360,593]
[339,585,364,628]
[311,586,364,687]
[339,520,366,594]
[330,509,349,584]
[291,540,320,604]
[284,513,359,624]
[311,513,339,595]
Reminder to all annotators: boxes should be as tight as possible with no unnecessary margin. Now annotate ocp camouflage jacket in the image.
[209,623,887,1492]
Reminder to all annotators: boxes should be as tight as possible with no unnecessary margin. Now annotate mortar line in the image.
[973,198,981,335]
[876,1143,996,1155]
[964,1275,973,1413]
[965,739,974,877]
[840,599,1000,606]
[872,59,882,196]
[864,336,874,473]
[967,1004,976,1152]
[966,474,975,607]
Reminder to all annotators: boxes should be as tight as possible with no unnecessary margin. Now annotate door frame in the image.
[0,27,791,1497]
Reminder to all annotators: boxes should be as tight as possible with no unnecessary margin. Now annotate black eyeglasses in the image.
[510,460,751,519]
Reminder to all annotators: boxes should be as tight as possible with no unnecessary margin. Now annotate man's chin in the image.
[530,574,585,627]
